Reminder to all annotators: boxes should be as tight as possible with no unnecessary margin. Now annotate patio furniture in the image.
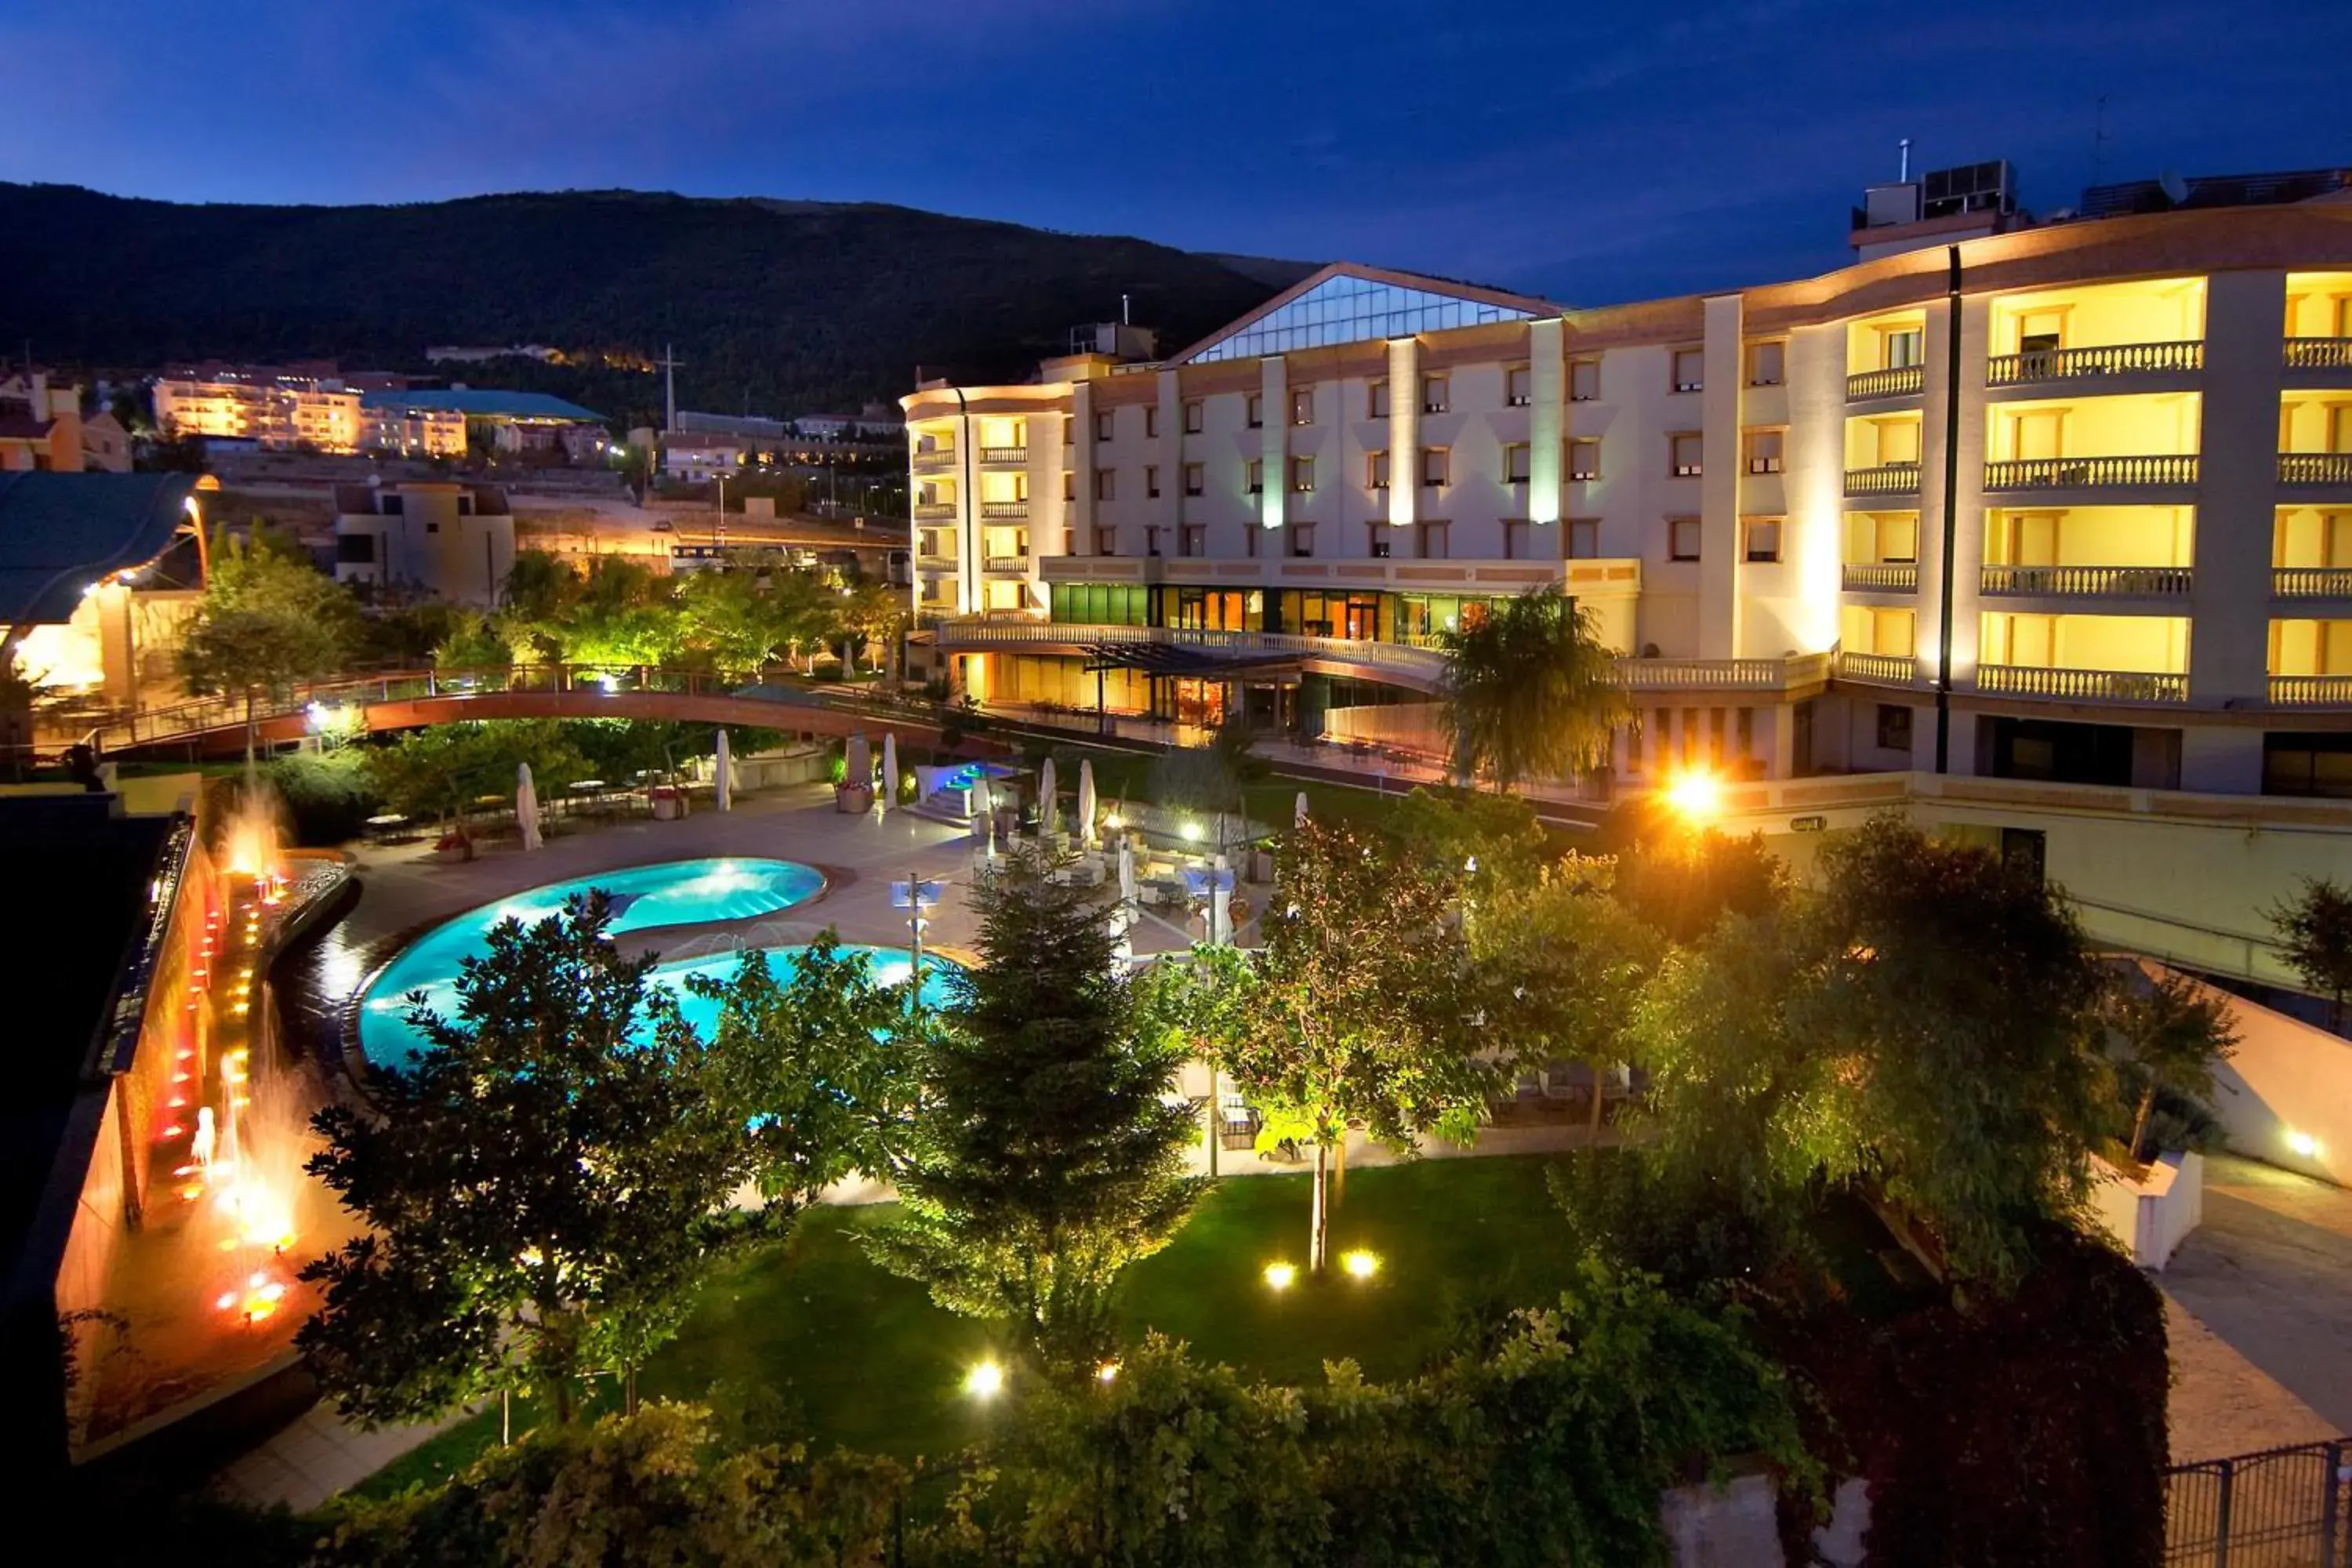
[364,812,412,843]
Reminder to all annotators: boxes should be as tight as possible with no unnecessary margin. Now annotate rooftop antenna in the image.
[655,342,684,434]
[2092,94,2110,187]
[1899,139,1911,183]
[1120,293,1131,326]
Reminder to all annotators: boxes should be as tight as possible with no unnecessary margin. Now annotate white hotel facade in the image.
[905,200,2352,807]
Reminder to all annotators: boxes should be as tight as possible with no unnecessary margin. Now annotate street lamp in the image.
[1663,768,1722,828]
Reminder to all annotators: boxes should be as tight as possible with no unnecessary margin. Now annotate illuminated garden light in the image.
[1097,1360,1120,1384]
[1664,769,1722,826]
[1262,1261,1298,1291]
[964,1359,1006,1399]
[1181,821,1204,843]
[1341,1249,1381,1280]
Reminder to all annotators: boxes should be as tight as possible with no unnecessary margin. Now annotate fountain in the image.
[219,775,289,906]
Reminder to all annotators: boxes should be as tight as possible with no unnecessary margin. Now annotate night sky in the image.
[6,0,2347,305]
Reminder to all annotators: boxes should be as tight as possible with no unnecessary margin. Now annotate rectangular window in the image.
[1096,526,1119,555]
[1246,393,1264,429]
[1183,462,1204,497]
[1184,399,1204,434]
[1668,516,1702,561]
[1877,703,1913,752]
[1094,468,1116,502]
[1094,409,1114,441]
[1745,428,1784,474]
[1568,438,1602,481]
[1504,443,1532,483]
[1290,456,1315,492]
[1145,525,1163,557]
[1290,388,1314,426]
[1247,459,1264,494]
[1568,517,1601,558]
[1671,432,1704,477]
[1062,529,1076,555]
[1569,358,1600,401]
[1181,523,1206,557]
[1368,380,1391,419]
[1367,450,1392,490]
[1246,525,1262,558]
[1506,365,1533,407]
[1143,405,1159,438]
[1421,375,1450,414]
[1417,520,1450,560]
[1503,519,1532,559]
[1288,521,1317,557]
[1421,447,1450,487]
[1747,341,1786,387]
[1062,470,1076,502]
[1672,347,1705,394]
[1367,522,1392,558]
[1885,328,1925,369]
[1743,516,1783,562]
[1145,465,1161,499]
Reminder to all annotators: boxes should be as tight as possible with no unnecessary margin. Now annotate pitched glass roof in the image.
[1186,272,1543,363]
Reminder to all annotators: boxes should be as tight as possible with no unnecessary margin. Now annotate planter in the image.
[649,785,684,822]
[836,782,875,815]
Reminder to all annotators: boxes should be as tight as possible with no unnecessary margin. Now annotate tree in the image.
[873,849,1200,1373]
[2101,964,2239,1163]
[367,719,585,858]
[299,896,743,1426]
[836,577,905,678]
[175,529,358,760]
[1437,587,1627,791]
[1599,797,1788,943]
[2270,876,2352,1032]
[1207,820,1504,1273]
[687,934,922,1212]
[431,612,514,671]
[1150,715,1261,855]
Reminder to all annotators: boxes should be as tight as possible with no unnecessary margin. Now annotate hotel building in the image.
[905,191,2352,803]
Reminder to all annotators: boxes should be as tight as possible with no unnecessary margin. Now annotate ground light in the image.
[1097,1361,1120,1385]
[1341,1249,1381,1280]
[1262,1261,1298,1290]
[964,1359,1006,1399]
[1664,768,1722,827]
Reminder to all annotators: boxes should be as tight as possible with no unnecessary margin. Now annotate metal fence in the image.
[2166,1439,2351,1566]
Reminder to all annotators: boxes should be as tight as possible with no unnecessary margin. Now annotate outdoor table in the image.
[364,812,411,841]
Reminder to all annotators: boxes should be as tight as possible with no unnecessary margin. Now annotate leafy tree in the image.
[1385,784,1550,905]
[2101,964,2239,1163]
[431,611,514,670]
[1599,797,1788,943]
[873,849,1200,1373]
[836,577,904,677]
[688,935,922,1212]
[175,529,359,760]
[367,720,584,856]
[1205,820,1503,1273]
[2270,876,2352,1031]
[1437,587,1627,790]
[1149,715,1261,854]
[299,896,744,1425]
[677,562,834,672]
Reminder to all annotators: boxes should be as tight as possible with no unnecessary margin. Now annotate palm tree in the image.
[1437,587,1628,792]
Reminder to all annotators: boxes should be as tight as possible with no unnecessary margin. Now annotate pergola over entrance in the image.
[1079,641,1302,734]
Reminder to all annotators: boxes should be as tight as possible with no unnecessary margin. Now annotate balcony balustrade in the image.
[2284,338,2352,371]
[2270,674,2352,706]
[982,555,1029,573]
[1974,664,2187,702]
[912,503,957,521]
[1835,650,1918,685]
[910,448,956,470]
[978,446,1029,465]
[1978,564,2192,597]
[1846,366,1924,401]
[2279,453,2352,487]
[979,499,1030,520]
[1984,455,2198,490]
[1985,340,2202,387]
[2273,567,2352,598]
[1843,462,1923,497]
[1841,562,1918,593]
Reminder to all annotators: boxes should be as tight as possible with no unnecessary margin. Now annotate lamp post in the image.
[891,873,943,1014]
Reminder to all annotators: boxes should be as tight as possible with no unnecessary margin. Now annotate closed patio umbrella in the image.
[880,731,898,815]
[1295,790,1310,829]
[1038,756,1058,837]
[517,762,544,851]
[971,773,993,848]
[1077,759,1098,845]
[713,729,732,812]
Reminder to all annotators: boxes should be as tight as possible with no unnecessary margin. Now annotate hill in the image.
[0,184,1315,423]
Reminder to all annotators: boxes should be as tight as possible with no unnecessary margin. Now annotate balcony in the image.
[1973,665,2187,703]
[978,446,1028,466]
[931,618,1452,687]
[2280,454,2352,488]
[2284,339,2352,371]
[1846,366,1924,401]
[1613,652,1833,694]
[982,555,1029,574]
[1845,462,1922,497]
[1979,564,2192,597]
[2270,675,2352,706]
[1985,340,2202,387]
[1842,562,1918,593]
[979,499,1030,520]
[2274,567,2352,598]
[1984,455,2198,491]
[911,448,956,470]
[1836,650,1919,686]
[913,502,957,521]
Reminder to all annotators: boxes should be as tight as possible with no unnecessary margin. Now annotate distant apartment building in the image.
[152,362,364,452]
[662,433,746,482]
[361,390,608,462]
[795,407,906,441]
[333,481,515,607]
[0,371,129,472]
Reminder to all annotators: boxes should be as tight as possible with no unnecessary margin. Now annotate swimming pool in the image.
[356,857,829,1067]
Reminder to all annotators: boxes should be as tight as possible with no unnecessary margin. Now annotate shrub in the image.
[269,750,381,845]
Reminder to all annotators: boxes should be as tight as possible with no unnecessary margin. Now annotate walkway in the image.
[2164,1154,2352,1461]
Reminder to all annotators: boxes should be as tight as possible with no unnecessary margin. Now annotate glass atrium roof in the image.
[1185,271,1543,363]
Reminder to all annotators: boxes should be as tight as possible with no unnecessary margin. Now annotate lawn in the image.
[1036,743,1415,837]
[353,1156,1589,1496]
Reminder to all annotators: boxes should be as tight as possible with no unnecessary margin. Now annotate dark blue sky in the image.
[6,1,2347,305]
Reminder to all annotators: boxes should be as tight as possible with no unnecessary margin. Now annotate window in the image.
[1096,526,1119,555]
[1094,409,1114,441]
[336,532,376,564]
[1668,516,1702,561]
[1671,347,1705,393]
[1877,704,1913,752]
[1367,450,1392,489]
[1247,459,1264,494]
[1290,456,1316,492]
[1184,399,1204,434]
[1062,471,1076,502]
[1504,443,1532,483]
[1503,519,1532,559]
[1062,529,1076,555]
[1094,468,1116,502]
[1288,521,1317,557]
[1246,393,1264,428]
[1145,525,1163,557]
[1421,375,1450,413]
[1671,432,1704,477]
[1181,523,1206,557]
[1747,340,1786,387]
[1568,438,1602,481]
[1417,520,1450,559]
[1885,328,1925,369]
[1421,447,1450,487]
[1246,525,1262,558]
[1183,462,1204,497]
[1568,518,1601,558]
[1290,389,1314,426]
[1145,465,1161,499]
[1368,380,1391,419]
[1742,516,1783,562]
[423,519,440,534]
[1507,365,1533,407]
[1144,405,1158,438]
[1367,522,1392,558]
[1745,428,1784,474]
[1569,358,1600,401]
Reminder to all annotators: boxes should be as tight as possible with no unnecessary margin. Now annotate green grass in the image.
[1028,742,1412,837]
